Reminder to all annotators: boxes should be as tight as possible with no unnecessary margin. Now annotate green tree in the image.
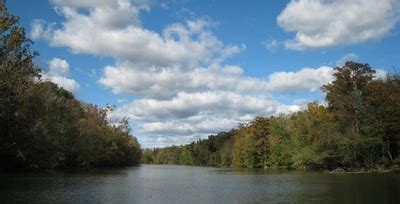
[364,75,400,163]
[0,3,142,170]
[268,116,293,168]
[287,103,342,169]
[322,61,397,167]
[322,61,375,135]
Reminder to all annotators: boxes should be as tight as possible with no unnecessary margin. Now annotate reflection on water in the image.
[0,165,399,203]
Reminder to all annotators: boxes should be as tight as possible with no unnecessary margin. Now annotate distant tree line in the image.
[142,62,400,170]
[0,4,141,170]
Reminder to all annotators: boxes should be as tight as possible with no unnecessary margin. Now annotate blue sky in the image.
[8,0,400,147]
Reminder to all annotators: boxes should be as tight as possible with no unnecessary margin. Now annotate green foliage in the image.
[268,117,294,168]
[0,4,141,170]
[287,103,342,169]
[323,62,399,168]
[143,131,234,167]
[292,145,323,169]
[322,61,375,135]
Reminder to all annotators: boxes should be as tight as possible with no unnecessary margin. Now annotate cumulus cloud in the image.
[110,91,295,121]
[34,0,339,147]
[278,0,400,50]
[264,63,387,93]
[34,0,255,146]
[44,76,80,93]
[48,57,70,75]
[33,0,242,69]
[99,63,266,99]
[266,66,334,92]
[42,58,80,93]
[100,62,336,98]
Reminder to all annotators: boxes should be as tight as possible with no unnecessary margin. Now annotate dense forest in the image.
[142,62,400,170]
[0,4,141,170]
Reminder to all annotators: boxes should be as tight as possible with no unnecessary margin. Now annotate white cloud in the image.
[278,0,400,50]
[34,1,241,69]
[266,66,334,92]
[265,64,387,93]
[110,91,289,121]
[42,58,80,93]
[99,62,335,98]
[374,69,387,80]
[30,19,55,40]
[99,63,266,99]
[44,75,80,93]
[48,57,70,75]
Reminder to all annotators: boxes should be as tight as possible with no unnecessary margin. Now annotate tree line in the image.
[0,4,141,170]
[142,62,400,170]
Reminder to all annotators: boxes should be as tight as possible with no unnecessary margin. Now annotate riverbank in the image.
[140,163,400,174]
[0,164,142,173]
[327,165,400,174]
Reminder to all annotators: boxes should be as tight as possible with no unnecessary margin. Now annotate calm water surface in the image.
[1,165,399,203]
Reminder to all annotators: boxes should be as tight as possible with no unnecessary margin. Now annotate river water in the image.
[0,165,399,203]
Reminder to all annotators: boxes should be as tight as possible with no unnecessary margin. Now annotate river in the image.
[0,165,399,203]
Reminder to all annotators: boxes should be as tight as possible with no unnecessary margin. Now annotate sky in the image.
[8,0,400,147]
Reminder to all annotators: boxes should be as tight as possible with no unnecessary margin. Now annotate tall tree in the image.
[0,2,39,168]
[322,61,375,136]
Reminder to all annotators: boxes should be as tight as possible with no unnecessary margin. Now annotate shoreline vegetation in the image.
[1,3,400,173]
[0,4,141,171]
